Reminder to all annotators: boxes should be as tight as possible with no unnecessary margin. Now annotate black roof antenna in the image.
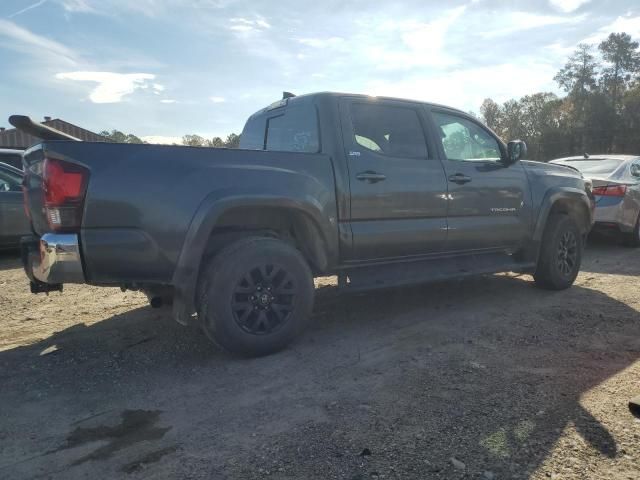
[583,152,590,159]
[282,91,296,99]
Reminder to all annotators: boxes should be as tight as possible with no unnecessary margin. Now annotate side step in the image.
[340,253,535,292]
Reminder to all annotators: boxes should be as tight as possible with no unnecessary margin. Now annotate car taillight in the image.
[43,158,89,231]
[592,185,627,197]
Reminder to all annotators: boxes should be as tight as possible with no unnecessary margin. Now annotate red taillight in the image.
[592,184,627,197]
[43,158,89,231]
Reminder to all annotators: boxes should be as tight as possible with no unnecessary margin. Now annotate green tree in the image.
[500,99,526,141]
[599,33,640,111]
[554,44,598,98]
[182,134,207,147]
[208,137,225,148]
[99,130,144,144]
[480,98,502,133]
[553,44,599,153]
[620,84,640,152]
[224,133,240,149]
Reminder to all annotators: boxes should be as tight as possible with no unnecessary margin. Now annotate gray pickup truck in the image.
[20,92,594,356]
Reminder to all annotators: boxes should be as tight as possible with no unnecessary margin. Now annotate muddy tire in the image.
[197,237,314,357]
[534,214,582,290]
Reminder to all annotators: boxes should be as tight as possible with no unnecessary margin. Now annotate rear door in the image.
[427,108,531,253]
[0,167,29,246]
[339,98,448,260]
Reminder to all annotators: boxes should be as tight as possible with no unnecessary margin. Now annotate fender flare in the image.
[533,187,593,242]
[171,193,337,324]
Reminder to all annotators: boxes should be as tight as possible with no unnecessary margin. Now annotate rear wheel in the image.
[197,237,314,357]
[623,212,640,248]
[534,214,582,290]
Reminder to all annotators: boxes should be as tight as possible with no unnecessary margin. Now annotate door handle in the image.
[448,173,472,185]
[356,171,387,183]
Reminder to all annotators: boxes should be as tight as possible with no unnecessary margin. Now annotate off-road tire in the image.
[197,237,314,357]
[534,214,582,290]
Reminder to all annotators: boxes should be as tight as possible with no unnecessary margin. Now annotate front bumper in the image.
[21,233,85,286]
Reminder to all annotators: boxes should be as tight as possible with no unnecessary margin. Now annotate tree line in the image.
[479,32,640,161]
[99,130,241,148]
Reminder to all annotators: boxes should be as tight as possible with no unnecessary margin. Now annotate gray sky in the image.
[1,0,639,143]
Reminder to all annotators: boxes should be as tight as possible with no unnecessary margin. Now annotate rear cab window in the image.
[240,98,320,153]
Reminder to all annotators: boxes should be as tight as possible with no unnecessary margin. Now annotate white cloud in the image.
[365,62,557,113]
[160,99,177,104]
[229,16,271,34]
[59,0,97,13]
[55,71,157,103]
[0,19,77,66]
[210,96,226,103]
[549,0,590,13]
[480,12,586,38]
[582,14,640,44]
[356,6,468,70]
[298,37,344,48]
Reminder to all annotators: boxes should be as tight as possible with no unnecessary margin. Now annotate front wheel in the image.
[534,214,582,290]
[197,237,315,357]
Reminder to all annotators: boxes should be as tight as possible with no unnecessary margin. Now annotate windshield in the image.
[557,159,625,176]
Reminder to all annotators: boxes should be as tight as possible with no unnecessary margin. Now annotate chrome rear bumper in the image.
[22,233,85,286]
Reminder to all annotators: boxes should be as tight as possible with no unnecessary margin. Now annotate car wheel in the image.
[534,214,582,290]
[624,212,640,248]
[197,237,314,357]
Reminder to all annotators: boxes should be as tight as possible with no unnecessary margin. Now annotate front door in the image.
[340,98,449,260]
[428,109,531,253]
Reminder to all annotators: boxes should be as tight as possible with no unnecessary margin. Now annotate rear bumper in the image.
[21,233,85,285]
[593,197,634,232]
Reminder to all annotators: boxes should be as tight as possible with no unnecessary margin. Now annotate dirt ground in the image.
[1,239,640,480]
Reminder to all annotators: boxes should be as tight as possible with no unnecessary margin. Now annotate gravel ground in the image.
[1,239,640,480]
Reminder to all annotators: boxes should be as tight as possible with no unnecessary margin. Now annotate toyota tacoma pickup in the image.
[19,92,594,356]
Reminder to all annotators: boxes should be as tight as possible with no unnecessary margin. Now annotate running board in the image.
[340,253,535,292]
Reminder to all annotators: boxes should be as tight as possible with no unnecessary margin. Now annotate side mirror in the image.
[506,140,527,165]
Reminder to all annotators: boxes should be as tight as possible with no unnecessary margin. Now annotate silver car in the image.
[0,148,24,170]
[0,162,30,249]
[550,154,640,246]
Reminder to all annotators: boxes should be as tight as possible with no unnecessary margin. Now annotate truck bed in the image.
[23,141,338,285]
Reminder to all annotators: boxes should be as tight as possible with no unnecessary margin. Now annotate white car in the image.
[550,154,640,246]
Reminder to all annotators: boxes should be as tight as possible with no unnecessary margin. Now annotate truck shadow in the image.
[0,251,20,271]
[1,273,639,479]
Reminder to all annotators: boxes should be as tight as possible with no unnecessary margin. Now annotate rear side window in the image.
[0,169,22,192]
[265,107,319,153]
[350,103,428,158]
[240,103,320,153]
[0,154,23,170]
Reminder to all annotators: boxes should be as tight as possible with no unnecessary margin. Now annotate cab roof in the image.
[248,92,469,119]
